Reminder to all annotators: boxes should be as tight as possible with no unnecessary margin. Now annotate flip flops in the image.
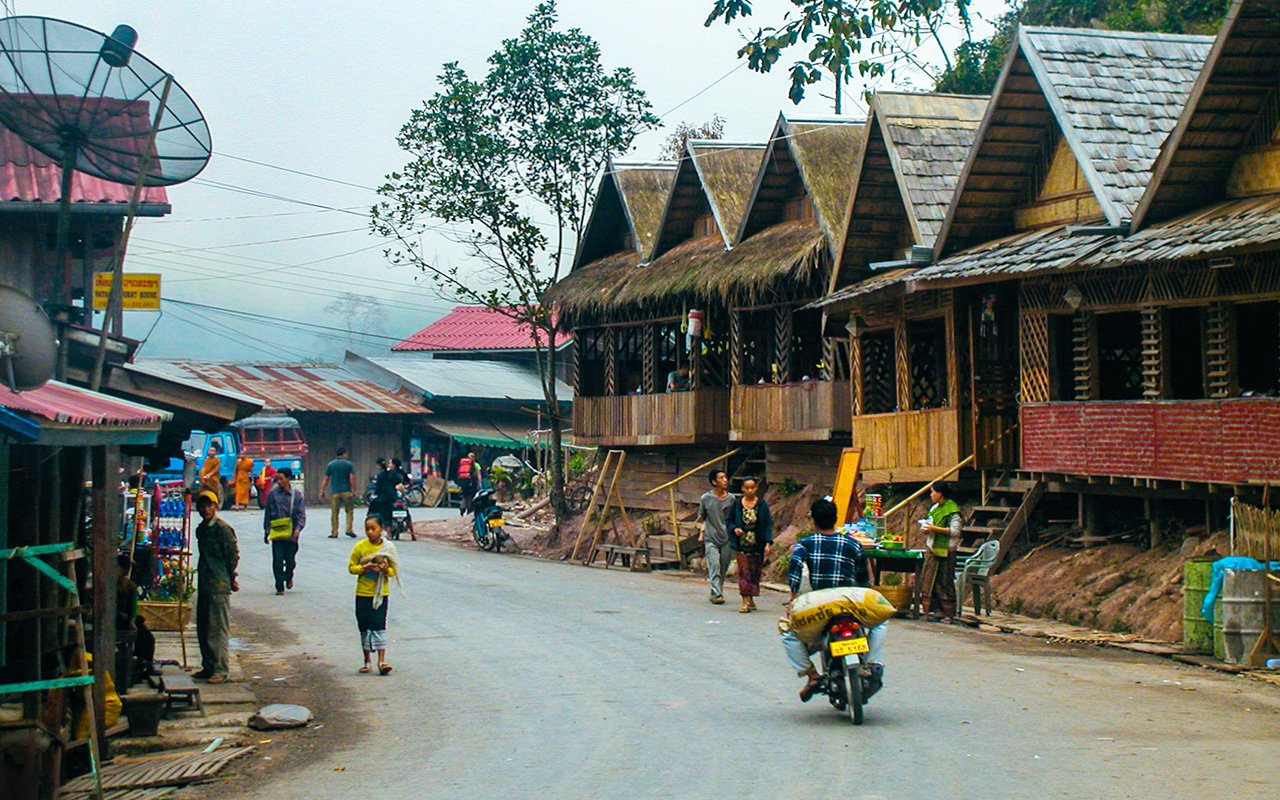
[378,663,393,676]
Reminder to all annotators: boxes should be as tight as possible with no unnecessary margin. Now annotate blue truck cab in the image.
[155,416,307,505]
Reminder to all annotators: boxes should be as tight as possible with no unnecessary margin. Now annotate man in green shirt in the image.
[194,490,239,683]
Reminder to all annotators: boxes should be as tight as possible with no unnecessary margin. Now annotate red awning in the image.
[0,381,171,427]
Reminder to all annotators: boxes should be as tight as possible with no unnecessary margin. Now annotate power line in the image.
[164,298,414,345]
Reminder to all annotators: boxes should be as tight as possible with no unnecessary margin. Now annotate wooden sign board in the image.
[92,272,161,310]
[832,446,864,526]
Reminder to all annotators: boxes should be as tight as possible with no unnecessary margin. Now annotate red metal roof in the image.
[0,127,169,208]
[393,306,566,352]
[138,360,429,415]
[0,381,169,426]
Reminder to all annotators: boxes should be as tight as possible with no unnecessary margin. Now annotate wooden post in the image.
[850,330,863,417]
[604,327,617,396]
[642,324,657,395]
[773,305,793,383]
[894,318,910,412]
[669,486,684,569]
[90,446,113,765]
[729,310,743,387]
[1145,497,1163,549]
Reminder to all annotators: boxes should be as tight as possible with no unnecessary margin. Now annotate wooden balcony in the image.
[730,380,851,442]
[1022,399,1280,484]
[572,390,730,447]
[851,407,963,482]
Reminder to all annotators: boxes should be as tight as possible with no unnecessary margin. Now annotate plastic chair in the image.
[955,539,1000,616]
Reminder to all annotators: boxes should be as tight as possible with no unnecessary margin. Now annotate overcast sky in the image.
[22,0,1004,362]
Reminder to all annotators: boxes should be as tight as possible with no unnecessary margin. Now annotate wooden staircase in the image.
[729,444,766,492]
[961,475,1045,571]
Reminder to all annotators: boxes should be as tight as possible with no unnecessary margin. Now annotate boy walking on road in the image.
[697,469,736,604]
[321,447,357,538]
[194,491,239,683]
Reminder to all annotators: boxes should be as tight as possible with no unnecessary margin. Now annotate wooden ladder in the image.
[961,475,1045,571]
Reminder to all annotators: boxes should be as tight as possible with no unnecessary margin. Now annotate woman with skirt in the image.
[727,477,773,613]
[348,515,398,675]
[919,481,963,622]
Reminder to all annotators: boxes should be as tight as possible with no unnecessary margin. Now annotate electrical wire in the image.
[164,298,414,345]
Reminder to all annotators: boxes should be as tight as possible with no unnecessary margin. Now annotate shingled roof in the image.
[829,92,986,293]
[1136,0,1280,227]
[938,27,1213,257]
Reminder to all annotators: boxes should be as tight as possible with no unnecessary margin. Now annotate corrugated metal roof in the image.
[0,381,171,427]
[349,354,570,403]
[392,306,565,353]
[137,360,429,415]
[0,127,169,210]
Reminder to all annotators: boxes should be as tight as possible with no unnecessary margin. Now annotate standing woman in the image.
[919,481,963,622]
[727,477,773,613]
[348,515,398,675]
[263,468,306,595]
[232,452,254,511]
[370,458,398,527]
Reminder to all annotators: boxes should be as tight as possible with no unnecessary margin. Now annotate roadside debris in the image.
[248,704,313,731]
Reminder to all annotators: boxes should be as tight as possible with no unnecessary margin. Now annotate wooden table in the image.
[865,548,925,619]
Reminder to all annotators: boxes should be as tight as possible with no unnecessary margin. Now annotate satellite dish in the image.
[0,16,212,187]
[0,284,58,392]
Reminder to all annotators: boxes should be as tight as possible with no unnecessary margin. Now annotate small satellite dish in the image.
[0,16,212,187]
[0,284,58,392]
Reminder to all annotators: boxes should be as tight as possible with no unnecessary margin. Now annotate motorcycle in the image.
[402,477,426,507]
[815,614,884,725]
[387,489,414,541]
[470,487,508,552]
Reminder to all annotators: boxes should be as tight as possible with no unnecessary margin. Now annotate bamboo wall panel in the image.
[1227,141,1280,198]
[1012,138,1104,230]
[729,380,852,442]
[851,408,962,472]
[572,390,730,446]
[1020,312,1051,403]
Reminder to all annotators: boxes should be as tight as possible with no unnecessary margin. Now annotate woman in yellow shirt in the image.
[348,515,398,675]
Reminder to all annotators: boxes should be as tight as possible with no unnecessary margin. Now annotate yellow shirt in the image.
[348,538,396,597]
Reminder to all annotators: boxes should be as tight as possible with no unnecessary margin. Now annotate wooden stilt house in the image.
[810,92,988,484]
[723,116,866,486]
[859,25,1232,542]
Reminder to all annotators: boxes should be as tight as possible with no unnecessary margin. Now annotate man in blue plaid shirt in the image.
[781,497,888,702]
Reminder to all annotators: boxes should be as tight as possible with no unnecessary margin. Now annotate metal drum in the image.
[1220,568,1280,664]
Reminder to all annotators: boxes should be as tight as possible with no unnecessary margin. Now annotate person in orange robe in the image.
[233,454,254,510]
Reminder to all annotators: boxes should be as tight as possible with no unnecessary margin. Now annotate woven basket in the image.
[138,601,191,632]
[874,584,912,613]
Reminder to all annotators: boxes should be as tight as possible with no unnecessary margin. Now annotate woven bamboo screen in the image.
[1233,499,1280,560]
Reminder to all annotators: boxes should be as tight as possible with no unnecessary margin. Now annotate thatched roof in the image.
[612,220,827,309]
[938,27,1212,258]
[832,92,986,292]
[544,248,637,318]
[1137,0,1280,227]
[738,115,866,247]
[690,141,766,246]
[573,159,675,269]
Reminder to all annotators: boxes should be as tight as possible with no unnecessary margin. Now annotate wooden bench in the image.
[160,673,203,715]
[588,543,652,572]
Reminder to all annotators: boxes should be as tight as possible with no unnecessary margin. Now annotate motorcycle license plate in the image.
[392,510,408,518]
[488,518,505,527]
[830,637,869,658]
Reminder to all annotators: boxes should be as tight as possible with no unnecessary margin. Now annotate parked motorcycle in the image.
[815,613,884,725]
[470,487,508,552]
[403,477,426,507]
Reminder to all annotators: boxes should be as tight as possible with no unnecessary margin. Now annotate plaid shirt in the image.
[788,532,869,593]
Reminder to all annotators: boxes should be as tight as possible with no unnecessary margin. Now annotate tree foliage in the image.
[704,0,973,104]
[371,1,658,514]
[659,115,727,161]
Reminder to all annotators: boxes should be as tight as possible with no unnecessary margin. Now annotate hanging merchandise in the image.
[686,309,704,351]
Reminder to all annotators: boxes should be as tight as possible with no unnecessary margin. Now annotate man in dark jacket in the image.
[194,490,239,683]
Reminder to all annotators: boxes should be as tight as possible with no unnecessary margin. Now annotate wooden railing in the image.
[851,407,962,473]
[729,380,851,442]
[572,390,730,447]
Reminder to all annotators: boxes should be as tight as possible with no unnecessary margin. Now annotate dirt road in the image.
[208,509,1277,799]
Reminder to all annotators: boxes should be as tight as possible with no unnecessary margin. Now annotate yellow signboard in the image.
[92,272,161,311]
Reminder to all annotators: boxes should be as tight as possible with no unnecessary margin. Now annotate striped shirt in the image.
[788,532,869,593]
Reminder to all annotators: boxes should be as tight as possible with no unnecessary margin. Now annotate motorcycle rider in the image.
[782,497,888,702]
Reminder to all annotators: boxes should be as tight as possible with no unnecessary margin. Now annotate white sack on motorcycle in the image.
[783,587,895,644]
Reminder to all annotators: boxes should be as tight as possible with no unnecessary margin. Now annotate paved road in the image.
[213,510,1277,800]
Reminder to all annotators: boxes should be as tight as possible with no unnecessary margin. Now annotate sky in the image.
[20,0,1006,362]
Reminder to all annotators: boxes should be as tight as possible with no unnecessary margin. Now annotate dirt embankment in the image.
[990,532,1228,641]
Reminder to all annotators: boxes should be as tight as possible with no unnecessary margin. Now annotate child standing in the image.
[348,515,399,675]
